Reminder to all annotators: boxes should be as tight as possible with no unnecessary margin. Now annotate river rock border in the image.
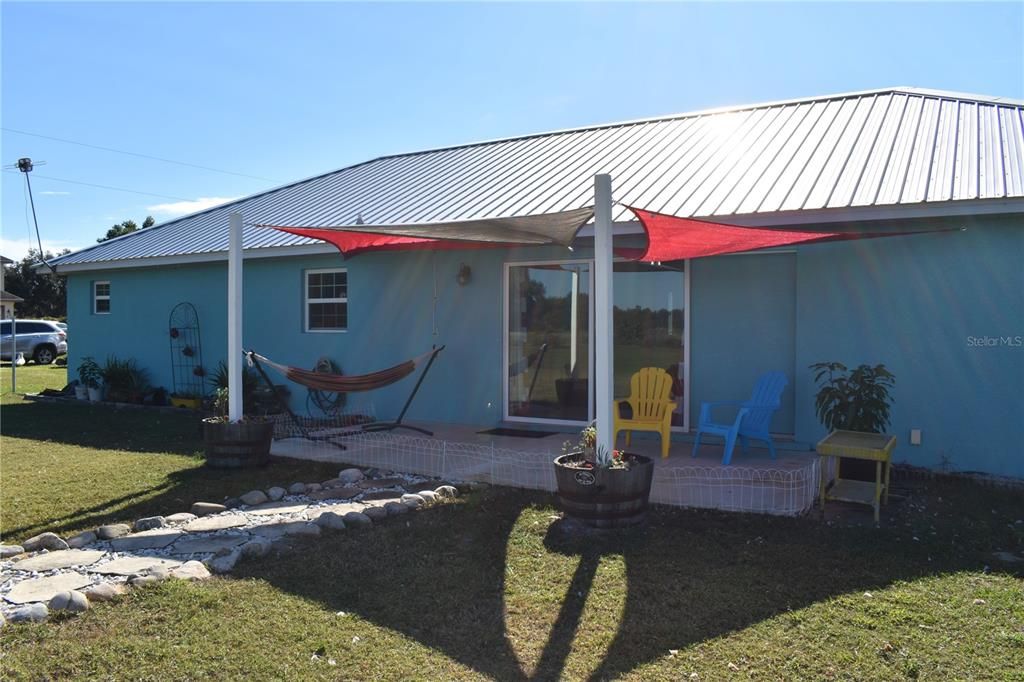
[0,467,470,626]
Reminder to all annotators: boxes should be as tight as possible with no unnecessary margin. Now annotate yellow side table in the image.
[816,430,896,523]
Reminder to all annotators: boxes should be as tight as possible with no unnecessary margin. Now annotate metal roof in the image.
[52,87,1024,268]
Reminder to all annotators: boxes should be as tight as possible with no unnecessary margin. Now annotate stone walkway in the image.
[0,467,462,625]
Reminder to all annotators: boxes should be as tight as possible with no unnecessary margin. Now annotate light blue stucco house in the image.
[50,88,1024,479]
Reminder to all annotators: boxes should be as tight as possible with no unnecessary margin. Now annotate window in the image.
[94,281,111,314]
[305,269,347,331]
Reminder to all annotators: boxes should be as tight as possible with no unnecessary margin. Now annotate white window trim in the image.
[304,268,347,333]
[93,280,111,315]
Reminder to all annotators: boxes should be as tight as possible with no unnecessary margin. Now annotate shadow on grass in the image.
[237,485,1023,681]
[3,455,345,541]
[1,399,204,455]
[2,400,346,539]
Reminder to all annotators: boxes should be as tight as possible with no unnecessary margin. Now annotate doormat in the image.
[478,427,558,438]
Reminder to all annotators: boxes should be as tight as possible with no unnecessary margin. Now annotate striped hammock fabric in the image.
[247,350,436,393]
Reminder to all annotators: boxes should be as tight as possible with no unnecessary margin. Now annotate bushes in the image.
[101,355,150,403]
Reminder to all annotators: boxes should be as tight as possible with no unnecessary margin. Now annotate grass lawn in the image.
[2,365,1022,679]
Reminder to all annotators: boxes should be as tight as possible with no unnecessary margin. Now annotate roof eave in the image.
[50,197,1024,273]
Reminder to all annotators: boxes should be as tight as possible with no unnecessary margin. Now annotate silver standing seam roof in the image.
[51,86,1024,268]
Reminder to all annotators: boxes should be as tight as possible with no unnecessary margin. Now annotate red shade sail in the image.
[264,205,952,260]
[620,207,903,261]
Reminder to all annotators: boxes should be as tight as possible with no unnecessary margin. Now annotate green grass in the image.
[0,367,347,540]
[0,360,68,396]
[1,367,1022,679]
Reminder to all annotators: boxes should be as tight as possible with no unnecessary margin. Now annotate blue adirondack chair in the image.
[692,371,788,465]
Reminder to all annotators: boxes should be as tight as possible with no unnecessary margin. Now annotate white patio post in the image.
[569,268,579,375]
[593,174,614,460]
[228,213,243,422]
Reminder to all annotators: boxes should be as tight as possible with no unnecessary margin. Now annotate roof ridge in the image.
[367,87,1024,162]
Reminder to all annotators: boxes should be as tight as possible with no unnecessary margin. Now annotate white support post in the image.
[593,174,614,461]
[569,268,579,376]
[10,315,16,393]
[228,213,243,423]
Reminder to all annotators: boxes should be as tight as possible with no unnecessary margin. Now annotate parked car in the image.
[0,319,68,364]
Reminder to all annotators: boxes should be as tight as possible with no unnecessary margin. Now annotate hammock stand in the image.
[246,346,445,447]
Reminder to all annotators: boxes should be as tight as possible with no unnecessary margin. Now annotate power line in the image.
[2,127,275,182]
[2,168,192,201]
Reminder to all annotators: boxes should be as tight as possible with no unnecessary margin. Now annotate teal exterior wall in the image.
[66,214,1024,477]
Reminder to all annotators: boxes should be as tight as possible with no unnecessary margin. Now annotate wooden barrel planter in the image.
[553,453,654,528]
[202,419,273,468]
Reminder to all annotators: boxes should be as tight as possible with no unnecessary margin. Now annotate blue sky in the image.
[2,1,1022,260]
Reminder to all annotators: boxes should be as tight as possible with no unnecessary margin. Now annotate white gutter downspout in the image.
[593,174,614,460]
[228,213,243,422]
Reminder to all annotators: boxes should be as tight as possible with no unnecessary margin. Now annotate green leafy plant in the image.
[210,361,259,413]
[204,386,268,424]
[561,421,628,469]
[76,357,102,389]
[810,362,895,433]
[102,356,150,402]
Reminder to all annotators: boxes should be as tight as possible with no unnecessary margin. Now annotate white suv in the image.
[0,320,68,364]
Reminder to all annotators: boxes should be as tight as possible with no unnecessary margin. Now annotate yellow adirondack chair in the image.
[613,367,677,459]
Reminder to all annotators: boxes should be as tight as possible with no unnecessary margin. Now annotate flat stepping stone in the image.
[306,487,361,501]
[88,556,182,576]
[169,534,249,555]
[183,514,248,532]
[109,528,184,551]
[4,573,94,604]
[403,480,443,493]
[246,501,312,516]
[11,549,106,572]
[360,490,403,501]
[314,502,367,517]
[249,521,319,539]
[359,477,407,490]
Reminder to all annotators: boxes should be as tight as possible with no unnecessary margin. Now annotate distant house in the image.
[48,87,1024,479]
[0,255,24,319]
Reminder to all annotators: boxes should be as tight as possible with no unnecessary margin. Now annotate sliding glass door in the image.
[613,262,687,429]
[506,262,591,423]
[505,259,687,428]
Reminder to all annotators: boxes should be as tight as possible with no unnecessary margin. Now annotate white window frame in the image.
[304,268,347,333]
[93,280,111,315]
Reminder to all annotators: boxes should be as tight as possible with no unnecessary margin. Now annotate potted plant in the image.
[77,357,103,402]
[210,360,260,413]
[552,422,654,528]
[810,362,896,480]
[202,387,274,468]
[810,362,895,433]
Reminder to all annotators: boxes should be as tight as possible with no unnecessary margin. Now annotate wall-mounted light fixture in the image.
[456,263,472,286]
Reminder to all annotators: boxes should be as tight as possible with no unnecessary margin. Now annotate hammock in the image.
[248,350,433,393]
[245,346,445,439]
